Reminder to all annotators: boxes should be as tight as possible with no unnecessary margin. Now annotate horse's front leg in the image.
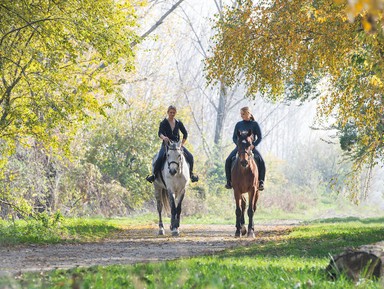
[168,190,179,236]
[175,189,185,229]
[155,188,165,235]
[169,190,185,237]
[234,192,243,237]
[247,187,258,238]
[240,195,247,236]
[157,198,165,236]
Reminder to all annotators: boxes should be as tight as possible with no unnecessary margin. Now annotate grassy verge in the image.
[0,217,121,246]
[0,211,306,246]
[0,217,383,288]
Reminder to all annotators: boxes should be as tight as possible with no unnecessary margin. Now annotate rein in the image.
[237,135,253,163]
[238,148,253,162]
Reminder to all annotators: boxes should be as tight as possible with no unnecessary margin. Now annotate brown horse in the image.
[231,129,259,238]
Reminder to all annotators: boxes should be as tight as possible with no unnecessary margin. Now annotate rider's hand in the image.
[163,137,170,143]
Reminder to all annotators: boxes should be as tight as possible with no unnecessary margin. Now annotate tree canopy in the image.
[206,0,384,171]
[0,0,140,166]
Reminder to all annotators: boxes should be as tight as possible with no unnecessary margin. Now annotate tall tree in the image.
[173,0,244,148]
[206,0,384,177]
[0,0,142,217]
[0,0,140,166]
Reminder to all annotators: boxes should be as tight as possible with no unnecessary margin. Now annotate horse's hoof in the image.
[171,228,179,236]
[241,225,247,236]
[158,228,165,235]
[247,230,255,238]
[235,231,241,238]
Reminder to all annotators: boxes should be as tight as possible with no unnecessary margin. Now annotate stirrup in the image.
[190,174,199,182]
[146,175,155,183]
[258,181,264,191]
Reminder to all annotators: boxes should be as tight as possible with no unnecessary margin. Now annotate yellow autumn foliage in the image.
[206,0,384,170]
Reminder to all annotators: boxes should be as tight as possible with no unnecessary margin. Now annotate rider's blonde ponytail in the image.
[240,107,255,121]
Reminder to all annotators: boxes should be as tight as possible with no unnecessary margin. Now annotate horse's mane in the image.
[168,141,182,151]
[169,142,177,150]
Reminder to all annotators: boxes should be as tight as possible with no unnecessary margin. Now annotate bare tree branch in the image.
[213,0,223,17]
[131,0,186,47]
[174,61,212,158]
[179,6,208,58]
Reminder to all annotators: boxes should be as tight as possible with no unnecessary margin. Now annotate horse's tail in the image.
[160,188,170,214]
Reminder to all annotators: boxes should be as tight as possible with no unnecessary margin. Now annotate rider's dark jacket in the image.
[153,118,194,176]
[232,120,262,147]
[158,118,188,142]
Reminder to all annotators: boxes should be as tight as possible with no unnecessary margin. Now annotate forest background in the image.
[1,0,383,223]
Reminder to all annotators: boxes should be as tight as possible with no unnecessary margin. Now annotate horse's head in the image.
[237,130,254,167]
[166,141,183,176]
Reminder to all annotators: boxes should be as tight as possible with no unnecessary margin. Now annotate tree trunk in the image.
[326,241,384,281]
[214,81,227,145]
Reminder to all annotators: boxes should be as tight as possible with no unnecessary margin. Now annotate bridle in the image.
[238,136,254,166]
[166,143,183,173]
[238,143,253,161]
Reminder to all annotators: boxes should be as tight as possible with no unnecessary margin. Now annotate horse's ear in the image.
[247,129,252,136]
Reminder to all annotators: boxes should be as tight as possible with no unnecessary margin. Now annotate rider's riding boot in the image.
[225,180,232,189]
[258,180,264,191]
[146,174,155,183]
[190,173,199,182]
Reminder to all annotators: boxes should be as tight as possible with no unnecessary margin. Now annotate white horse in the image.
[153,141,190,236]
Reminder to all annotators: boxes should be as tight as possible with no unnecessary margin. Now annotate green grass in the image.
[0,217,121,245]
[0,217,383,288]
[181,210,306,225]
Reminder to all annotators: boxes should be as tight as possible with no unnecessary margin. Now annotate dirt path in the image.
[0,222,298,276]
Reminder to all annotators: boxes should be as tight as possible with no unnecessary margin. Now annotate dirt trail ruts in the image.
[0,222,299,276]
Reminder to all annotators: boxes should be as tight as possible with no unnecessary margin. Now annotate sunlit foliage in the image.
[0,0,145,217]
[206,0,384,182]
[0,0,141,166]
[0,100,163,218]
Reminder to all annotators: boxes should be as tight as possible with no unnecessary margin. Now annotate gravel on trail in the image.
[0,222,298,276]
